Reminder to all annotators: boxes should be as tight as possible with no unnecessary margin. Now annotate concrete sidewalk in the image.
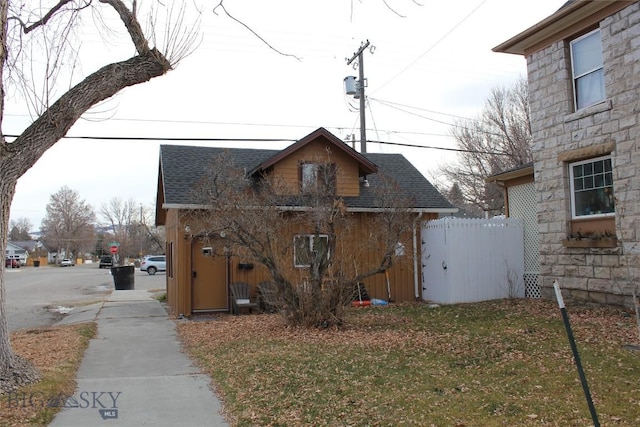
[50,290,229,426]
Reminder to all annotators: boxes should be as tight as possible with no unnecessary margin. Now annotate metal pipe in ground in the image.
[553,280,600,427]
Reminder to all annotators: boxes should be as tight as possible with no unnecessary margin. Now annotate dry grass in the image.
[178,299,640,427]
[1,323,96,426]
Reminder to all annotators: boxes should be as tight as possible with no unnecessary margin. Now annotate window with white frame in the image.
[294,234,329,267]
[569,155,614,218]
[570,29,605,110]
[300,163,336,194]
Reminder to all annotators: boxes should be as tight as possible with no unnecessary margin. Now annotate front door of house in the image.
[191,240,228,311]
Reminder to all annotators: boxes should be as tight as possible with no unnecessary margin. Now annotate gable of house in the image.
[494,0,640,306]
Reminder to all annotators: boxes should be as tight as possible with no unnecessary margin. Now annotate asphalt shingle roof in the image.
[159,144,454,211]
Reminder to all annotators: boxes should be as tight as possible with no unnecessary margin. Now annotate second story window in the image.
[300,163,336,194]
[570,29,605,110]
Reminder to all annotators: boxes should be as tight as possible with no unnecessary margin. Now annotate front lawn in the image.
[178,299,640,426]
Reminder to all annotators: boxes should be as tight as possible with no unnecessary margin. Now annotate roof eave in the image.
[485,165,534,183]
[161,203,458,214]
[493,1,633,56]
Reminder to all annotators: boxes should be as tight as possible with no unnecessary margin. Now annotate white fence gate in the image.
[421,217,525,304]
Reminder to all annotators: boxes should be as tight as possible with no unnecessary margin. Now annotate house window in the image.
[294,234,329,267]
[569,155,614,218]
[570,29,605,110]
[300,163,336,194]
[167,242,173,279]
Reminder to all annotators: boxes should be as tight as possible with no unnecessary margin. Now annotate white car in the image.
[140,255,166,275]
[60,259,74,267]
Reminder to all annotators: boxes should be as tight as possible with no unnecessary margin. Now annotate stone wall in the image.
[527,2,640,306]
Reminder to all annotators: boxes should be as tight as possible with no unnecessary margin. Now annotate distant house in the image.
[7,240,50,266]
[494,1,640,305]
[5,241,28,265]
[155,127,456,316]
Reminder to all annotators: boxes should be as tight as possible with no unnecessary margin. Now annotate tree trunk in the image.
[0,174,40,393]
[0,174,15,371]
[0,39,171,390]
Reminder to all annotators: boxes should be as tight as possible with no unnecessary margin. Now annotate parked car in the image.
[60,259,74,267]
[140,255,166,275]
[99,255,113,269]
[5,258,20,268]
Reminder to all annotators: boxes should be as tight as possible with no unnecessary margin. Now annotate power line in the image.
[372,0,488,94]
[5,133,509,156]
[368,97,474,121]
[4,113,453,139]
[369,97,507,140]
[366,140,510,156]
[370,98,457,127]
[5,135,297,143]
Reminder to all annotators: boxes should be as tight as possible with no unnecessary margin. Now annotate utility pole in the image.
[346,40,371,153]
[140,203,143,257]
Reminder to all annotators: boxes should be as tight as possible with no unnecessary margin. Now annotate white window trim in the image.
[570,28,605,111]
[293,234,329,268]
[568,155,615,219]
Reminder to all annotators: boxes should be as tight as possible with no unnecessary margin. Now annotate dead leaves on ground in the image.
[179,300,640,426]
[1,324,96,427]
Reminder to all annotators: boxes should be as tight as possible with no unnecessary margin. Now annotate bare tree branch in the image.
[441,78,532,216]
[8,0,92,35]
[213,0,301,61]
[99,0,150,54]
[382,0,406,18]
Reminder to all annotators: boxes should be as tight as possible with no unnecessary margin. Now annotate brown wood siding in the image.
[271,137,360,197]
[165,208,193,317]
[165,209,179,316]
[225,212,428,302]
[166,209,437,315]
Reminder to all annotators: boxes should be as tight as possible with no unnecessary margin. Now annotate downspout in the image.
[225,248,231,312]
[413,212,423,300]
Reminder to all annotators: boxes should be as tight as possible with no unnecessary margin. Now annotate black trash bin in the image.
[111,265,135,290]
[33,260,40,267]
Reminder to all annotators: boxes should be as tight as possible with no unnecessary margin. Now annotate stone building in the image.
[494,0,640,305]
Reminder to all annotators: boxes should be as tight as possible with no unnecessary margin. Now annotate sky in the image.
[6,0,564,230]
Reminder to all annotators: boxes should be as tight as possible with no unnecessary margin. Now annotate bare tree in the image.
[41,186,96,262]
[185,152,416,328]
[140,204,166,255]
[100,197,138,258]
[0,1,196,392]
[8,217,32,241]
[440,78,532,216]
[99,199,164,258]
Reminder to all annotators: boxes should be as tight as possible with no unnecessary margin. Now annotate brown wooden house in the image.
[155,128,455,316]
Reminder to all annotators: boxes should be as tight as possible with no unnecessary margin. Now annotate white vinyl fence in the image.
[421,217,525,304]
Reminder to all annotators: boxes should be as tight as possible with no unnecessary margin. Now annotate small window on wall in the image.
[300,163,336,194]
[569,155,614,218]
[570,29,605,110]
[294,234,329,267]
